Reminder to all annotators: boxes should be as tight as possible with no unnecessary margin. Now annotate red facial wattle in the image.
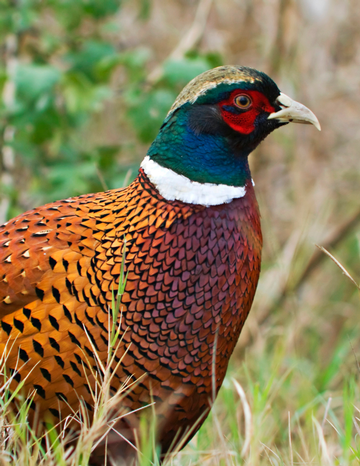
[219,90,275,135]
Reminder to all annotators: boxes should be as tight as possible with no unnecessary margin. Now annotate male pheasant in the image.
[0,66,320,463]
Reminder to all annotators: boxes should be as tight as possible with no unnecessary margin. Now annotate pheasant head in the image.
[142,65,320,206]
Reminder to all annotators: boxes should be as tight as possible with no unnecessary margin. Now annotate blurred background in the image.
[1,0,360,463]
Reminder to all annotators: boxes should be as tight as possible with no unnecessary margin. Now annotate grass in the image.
[175,339,360,466]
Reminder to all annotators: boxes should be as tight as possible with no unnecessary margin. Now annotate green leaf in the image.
[81,0,121,18]
[65,41,119,83]
[163,57,211,86]
[62,72,112,114]
[14,64,61,103]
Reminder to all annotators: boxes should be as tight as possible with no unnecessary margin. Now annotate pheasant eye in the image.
[234,94,252,109]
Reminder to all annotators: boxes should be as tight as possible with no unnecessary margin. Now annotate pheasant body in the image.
[0,66,320,461]
[0,169,261,446]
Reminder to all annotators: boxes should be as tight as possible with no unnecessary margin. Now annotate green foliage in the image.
[0,1,126,217]
[0,1,222,219]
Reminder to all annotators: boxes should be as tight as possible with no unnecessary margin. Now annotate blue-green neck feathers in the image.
[147,102,252,187]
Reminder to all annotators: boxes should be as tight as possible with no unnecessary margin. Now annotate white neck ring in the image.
[140,156,247,207]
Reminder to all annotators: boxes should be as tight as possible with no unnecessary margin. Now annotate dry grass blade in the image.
[316,245,360,289]
[313,416,333,466]
[288,411,293,466]
[321,397,332,431]
[232,379,252,459]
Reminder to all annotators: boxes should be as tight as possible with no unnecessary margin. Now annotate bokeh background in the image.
[1,0,360,464]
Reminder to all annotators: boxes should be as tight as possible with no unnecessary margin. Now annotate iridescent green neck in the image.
[147,103,252,187]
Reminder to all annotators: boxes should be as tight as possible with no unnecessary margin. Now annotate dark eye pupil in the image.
[233,94,252,109]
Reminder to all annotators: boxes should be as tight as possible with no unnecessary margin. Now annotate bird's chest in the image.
[113,189,262,389]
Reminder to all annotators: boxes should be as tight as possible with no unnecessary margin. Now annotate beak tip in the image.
[311,113,321,132]
[269,93,321,132]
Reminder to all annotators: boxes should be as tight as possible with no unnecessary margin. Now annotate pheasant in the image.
[0,66,320,463]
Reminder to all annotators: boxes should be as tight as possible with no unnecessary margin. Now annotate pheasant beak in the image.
[268,93,321,131]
